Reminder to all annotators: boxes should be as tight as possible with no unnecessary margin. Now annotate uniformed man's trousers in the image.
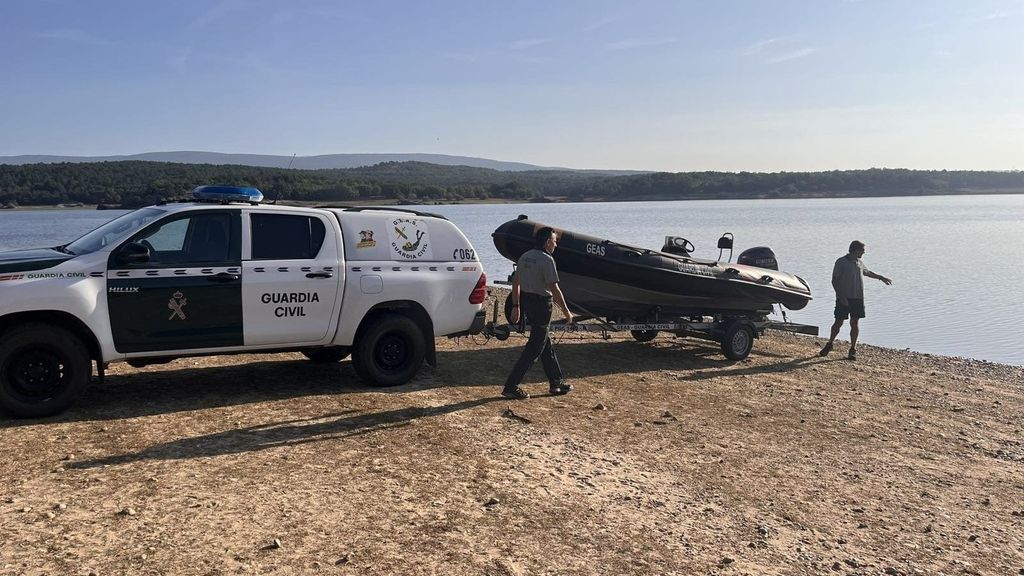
[504,292,563,390]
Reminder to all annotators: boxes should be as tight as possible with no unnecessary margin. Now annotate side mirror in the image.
[116,242,151,265]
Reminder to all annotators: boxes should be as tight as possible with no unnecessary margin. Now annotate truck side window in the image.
[145,219,189,252]
[132,213,232,264]
[185,214,231,262]
[251,214,326,260]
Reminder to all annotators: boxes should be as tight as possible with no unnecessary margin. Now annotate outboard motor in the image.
[737,246,779,270]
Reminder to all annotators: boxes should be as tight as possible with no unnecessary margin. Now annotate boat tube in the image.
[492,216,812,320]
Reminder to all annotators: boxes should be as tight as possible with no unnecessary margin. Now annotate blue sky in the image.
[1,0,1021,171]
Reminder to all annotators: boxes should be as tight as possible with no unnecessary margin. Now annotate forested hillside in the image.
[0,160,1021,208]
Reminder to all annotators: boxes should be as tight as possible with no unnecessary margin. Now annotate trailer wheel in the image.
[352,314,425,387]
[630,330,658,342]
[503,294,527,333]
[720,321,755,360]
[301,347,350,364]
[0,324,92,418]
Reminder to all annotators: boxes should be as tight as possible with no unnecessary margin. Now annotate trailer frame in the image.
[483,285,817,360]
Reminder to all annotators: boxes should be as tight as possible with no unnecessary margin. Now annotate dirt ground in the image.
[2,289,1022,576]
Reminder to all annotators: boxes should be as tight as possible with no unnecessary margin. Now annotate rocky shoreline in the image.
[1,289,1022,575]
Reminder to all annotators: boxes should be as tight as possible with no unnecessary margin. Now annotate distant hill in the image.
[0,151,547,171]
[0,151,644,176]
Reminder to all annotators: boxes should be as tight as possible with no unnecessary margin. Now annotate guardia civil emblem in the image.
[389,218,432,260]
[167,291,188,320]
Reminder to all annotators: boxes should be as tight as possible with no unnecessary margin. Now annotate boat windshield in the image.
[64,207,167,255]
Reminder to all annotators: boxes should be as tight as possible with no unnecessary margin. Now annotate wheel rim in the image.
[731,330,751,355]
[376,333,409,372]
[6,347,66,401]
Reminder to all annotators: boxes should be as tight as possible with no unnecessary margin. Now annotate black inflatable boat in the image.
[492,216,812,319]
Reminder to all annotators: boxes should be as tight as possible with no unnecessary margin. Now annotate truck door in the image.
[107,210,244,353]
[241,212,341,346]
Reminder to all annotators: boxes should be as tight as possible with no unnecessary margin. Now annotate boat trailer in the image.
[482,290,818,361]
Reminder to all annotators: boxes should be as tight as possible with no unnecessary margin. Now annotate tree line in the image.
[0,161,541,207]
[0,160,1021,208]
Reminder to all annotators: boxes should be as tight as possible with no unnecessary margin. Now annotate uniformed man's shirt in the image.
[832,255,871,299]
[516,248,558,296]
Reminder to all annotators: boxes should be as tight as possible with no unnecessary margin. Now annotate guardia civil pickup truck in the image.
[0,186,487,418]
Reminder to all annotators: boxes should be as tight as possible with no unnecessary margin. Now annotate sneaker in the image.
[818,342,833,357]
[502,387,530,400]
[847,349,857,361]
[549,381,573,395]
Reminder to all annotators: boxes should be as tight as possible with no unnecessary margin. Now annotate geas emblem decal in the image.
[389,218,432,260]
[167,291,188,320]
[356,229,377,248]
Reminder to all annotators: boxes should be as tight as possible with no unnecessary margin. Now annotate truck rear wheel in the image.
[352,314,426,387]
[720,320,755,360]
[301,347,350,364]
[0,324,92,418]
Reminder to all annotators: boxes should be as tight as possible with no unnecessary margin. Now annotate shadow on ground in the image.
[68,396,502,468]
[3,336,819,425]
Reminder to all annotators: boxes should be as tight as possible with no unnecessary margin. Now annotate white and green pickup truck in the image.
[0,186,487,418]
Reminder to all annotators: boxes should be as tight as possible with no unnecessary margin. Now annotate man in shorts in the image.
[819,240,892,361]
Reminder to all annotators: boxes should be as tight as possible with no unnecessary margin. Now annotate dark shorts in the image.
[835,298,865,320]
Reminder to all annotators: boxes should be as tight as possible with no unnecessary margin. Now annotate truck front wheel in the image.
[0,324,92,418]
[352,314,426,387]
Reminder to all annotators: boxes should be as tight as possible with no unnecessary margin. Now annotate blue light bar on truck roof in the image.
[190,185,264,204]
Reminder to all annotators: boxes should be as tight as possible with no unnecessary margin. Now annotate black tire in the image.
[351,314,426,387]
[720,321,755,360]
[301,347,350,364]
[0,324,92,418]
[630,329,658,342]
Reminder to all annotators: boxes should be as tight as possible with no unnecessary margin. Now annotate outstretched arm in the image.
[865,270,892,285]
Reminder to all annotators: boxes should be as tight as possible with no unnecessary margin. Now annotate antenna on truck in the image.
[272,153,298,205]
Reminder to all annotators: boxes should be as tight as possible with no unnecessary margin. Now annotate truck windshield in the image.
[64,207,167,255]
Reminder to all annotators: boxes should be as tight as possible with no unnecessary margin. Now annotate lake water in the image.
[2,195,1022,366]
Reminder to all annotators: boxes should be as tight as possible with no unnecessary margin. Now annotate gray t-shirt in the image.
[516,248,559,296]
[832,255,871,299]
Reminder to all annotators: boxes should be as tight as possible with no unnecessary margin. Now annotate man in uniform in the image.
[502,227,574,399]
[819,240,892,361]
